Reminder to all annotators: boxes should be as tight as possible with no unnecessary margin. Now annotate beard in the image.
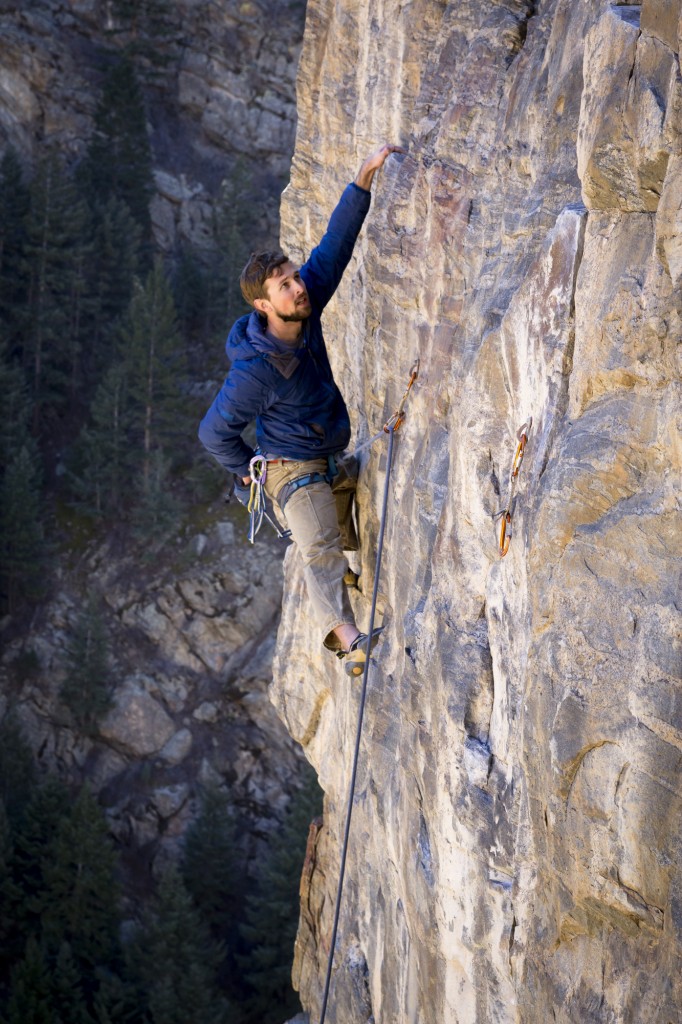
[275,297,311,323]
[277,309,310,322]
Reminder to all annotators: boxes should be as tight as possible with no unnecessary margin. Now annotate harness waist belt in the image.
[276,472,328,511]
[275,454,339,512]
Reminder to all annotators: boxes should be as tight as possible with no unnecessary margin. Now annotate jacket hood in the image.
[225,311,266,362]
[225,310,308,379]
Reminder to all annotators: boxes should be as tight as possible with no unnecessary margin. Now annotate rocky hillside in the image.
[0,0,306,248]
[0,0,307,874]
[2,508,301,879]
[271,1,682,1021]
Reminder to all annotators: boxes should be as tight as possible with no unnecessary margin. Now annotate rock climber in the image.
[198,143,405,676]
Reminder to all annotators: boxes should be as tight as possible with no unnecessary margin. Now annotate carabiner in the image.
[499,510,512,557]
[383,357,420,434]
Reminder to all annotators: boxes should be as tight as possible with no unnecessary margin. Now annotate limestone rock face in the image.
[270,1,682,1021]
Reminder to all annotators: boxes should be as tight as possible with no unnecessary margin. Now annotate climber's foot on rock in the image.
[340,626,384,677]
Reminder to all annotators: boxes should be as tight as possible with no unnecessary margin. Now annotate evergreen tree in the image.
[239,770,323,1024]
[89,197,142,370]
[130,867,231,1024]
[130,449,180,541]
[181,787,242,943]
[21,155,93,431]
[67,361,130,517]
[0,148,30,348]
[83,58,153,243]
[0,339,33,475]
[120,257,185,489]
[107,0,178,79]
[90,968,141,1024]
[49,942,94,1024]
[0,713,36,827]
[0,340,46,612]
[12,780,72,939]
[2,936,55,1024]
[0,443,46,612]
[206,164,252,335]
[0,801,24,975]
[59,599,114,735]
[171,244,209,352]
[37,787,120,973]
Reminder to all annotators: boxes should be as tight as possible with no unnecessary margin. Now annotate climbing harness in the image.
[318,358,419,1024]
[245,361,421,543]
[495,417,532,557]
[275,455,338,513]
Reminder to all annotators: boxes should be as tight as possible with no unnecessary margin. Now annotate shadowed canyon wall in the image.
[0,0,307,875]
[0,0,305,248]
[271,1,682,1021]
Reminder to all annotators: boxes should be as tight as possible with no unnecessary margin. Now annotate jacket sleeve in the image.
[197,364,270,477]
[300,182,371,310]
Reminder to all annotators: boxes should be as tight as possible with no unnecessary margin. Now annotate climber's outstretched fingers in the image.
[355,144,408,190]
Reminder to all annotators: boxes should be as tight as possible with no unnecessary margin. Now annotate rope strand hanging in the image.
[318,359,419,1024]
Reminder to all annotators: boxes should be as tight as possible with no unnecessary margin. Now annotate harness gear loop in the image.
[496,416,532,558]
[247,455,268,543]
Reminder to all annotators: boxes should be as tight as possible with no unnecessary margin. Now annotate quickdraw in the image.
[383,358,420,433]
[496,417,532,557]
[353,358,420,457]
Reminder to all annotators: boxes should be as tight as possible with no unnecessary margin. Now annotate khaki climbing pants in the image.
[263,454,359,651]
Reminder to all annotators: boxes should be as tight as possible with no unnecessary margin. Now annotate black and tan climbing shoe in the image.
[339,627,384,678]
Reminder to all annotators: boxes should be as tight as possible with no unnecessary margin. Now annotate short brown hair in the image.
[240,250,289,306]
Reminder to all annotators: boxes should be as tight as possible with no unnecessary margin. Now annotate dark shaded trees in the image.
[130,866,232,1024]
[59,599,114,736]
[239,770,323,1024]
[83,57,153,243]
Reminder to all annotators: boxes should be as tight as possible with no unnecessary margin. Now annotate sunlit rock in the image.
[271,1,682,1021]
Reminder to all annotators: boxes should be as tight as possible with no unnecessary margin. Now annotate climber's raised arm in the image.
[301,143,407,309]
[354,143,407,192]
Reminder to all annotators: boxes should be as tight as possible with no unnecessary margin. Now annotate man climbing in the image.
[198,144,404,676]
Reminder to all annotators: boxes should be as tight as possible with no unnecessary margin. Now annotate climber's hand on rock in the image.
[355,144,407,190]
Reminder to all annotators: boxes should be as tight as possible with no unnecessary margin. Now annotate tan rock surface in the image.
[270,1,682,1021]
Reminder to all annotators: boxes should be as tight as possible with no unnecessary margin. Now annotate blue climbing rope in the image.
[318,423,397,1024]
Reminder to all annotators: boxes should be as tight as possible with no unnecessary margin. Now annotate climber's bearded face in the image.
[259,261,312,322]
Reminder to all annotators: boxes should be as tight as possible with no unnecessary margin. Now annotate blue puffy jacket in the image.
[198,182,371,477]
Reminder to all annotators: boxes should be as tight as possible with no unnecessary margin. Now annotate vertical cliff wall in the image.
[271,1,682,1021]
